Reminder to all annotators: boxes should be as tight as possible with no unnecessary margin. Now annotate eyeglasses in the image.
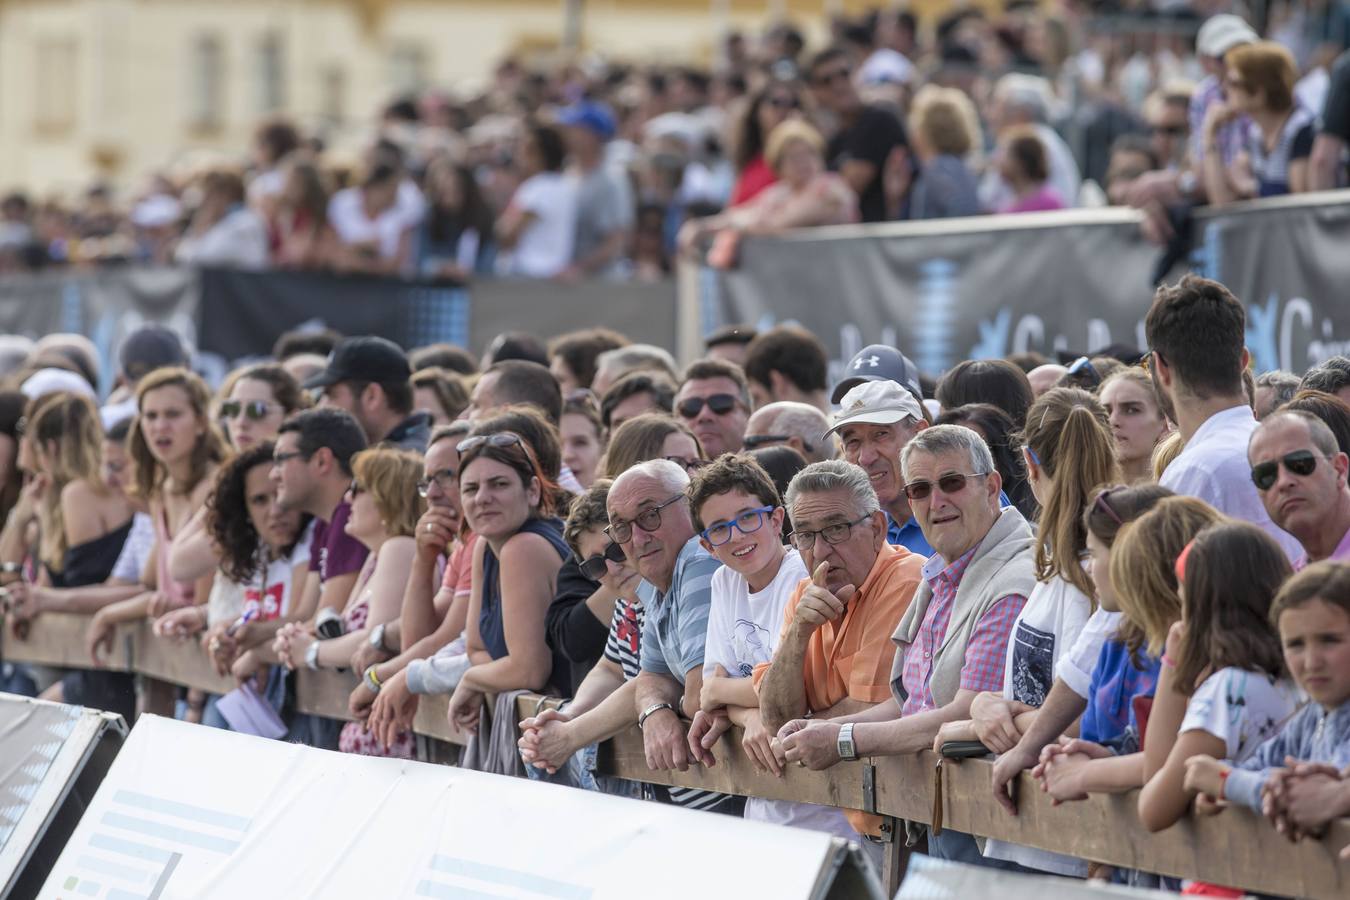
[901,471,989,502]
[1065,356,1102,389]
[765,94,799,109]
[1138,349,1163,375]
[1225,77,1248,93]
[813,67,851,86]
[788,513,873,551]
[605,493,686,544]
[578,541,627,580]
[676,394,740,419]
[664,455,710,473]
[220,400,276,421]
[1149,125,1187,138]
[272,450,308,465]
[1251,449,1327,491]
[348,480,365,498]
[417,467,457,498]
[701,506,775,546]
[457,432,525,454]
[743,433,810,452]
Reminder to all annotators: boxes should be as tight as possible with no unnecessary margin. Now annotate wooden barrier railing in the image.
[4,612,1349,898]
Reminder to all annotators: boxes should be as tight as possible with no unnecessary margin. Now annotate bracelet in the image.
[1161,653,1178,669]
[305,640,321,671]
[637,702,675,730]
[1218,766,1231,800]
[0,562,21,574]
[362,665,382,694]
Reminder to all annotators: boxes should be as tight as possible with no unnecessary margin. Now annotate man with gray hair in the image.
[609,459,743,815]
[744,401,835,463]
[1254,370,1302,419]
[776,425,1036,867]
[1249,409,1350,567]
[590,343,679,396]
[980,73,1081,211]
[754,459,924,842]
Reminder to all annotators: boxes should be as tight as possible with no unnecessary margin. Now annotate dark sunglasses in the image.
[578,541,627,581]
[1251,449,1326,491]
[348,479,365,498]
[743,433,798,451]
[813,67,851,86]
[1091,485,1128,526]
[1065,356,1102,388]
[902,471,989,502]
[1149,125,1187,138]
[457,432,525,454]
[220,399,275,421]
[765,94,799,109]
[676,393,739,419]
[664,455,710,473]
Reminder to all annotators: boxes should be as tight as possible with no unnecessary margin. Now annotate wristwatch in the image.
[837,723,858,761]
[369,623,388,652]
[305,640,321,671]
[362,664,382,694]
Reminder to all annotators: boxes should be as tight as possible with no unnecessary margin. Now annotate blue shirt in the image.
[1080,639,1161,752]
[638,536,721,684]
[886,490,1012,558]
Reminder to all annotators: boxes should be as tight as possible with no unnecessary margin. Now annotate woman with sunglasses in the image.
[448,432,571,737]
[520,479,646,794]
[217,363,307,452]
[273,447,424,756]
[599,413,704,481]
[84,368,228,719]
[729,79,805,207]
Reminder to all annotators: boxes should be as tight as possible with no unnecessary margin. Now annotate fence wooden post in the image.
[136,675,176,718]
[878,816,910,895]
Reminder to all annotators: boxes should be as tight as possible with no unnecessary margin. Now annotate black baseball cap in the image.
[120,325,188,383]
[831,344,923,405]
[303,336,411,390]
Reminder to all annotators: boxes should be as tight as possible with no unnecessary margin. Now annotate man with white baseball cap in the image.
[1191,14,1259,169]
[825,380,932,554]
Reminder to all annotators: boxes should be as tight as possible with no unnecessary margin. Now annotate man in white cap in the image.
[1191,14,1259,169]
[826,380,932,554]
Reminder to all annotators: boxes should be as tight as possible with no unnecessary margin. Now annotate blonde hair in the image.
[128,367,228,501]
[908,85,981,158]
[1150,430,1185,480]
[351,447,426,538]
[764,120,825,174]
[1109,496,1225,659]
[29,392,106,569]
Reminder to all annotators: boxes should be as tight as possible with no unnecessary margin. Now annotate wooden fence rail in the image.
[4,612,1348,898]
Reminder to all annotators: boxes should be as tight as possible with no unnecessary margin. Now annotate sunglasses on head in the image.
[1251,449,1325,491]
[578,541,627,581]
[457,432,525,454]
[676,393,739,419]
[902,471,988,502]
[1065,356,1102,388]
[220,399,274,421]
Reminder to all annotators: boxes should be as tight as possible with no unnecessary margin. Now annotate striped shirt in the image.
[603,597,644,681]
[1247,105,1317,197]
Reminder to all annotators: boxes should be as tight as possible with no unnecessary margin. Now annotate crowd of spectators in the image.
[2,270,1350,883]
[0,5,1346,277]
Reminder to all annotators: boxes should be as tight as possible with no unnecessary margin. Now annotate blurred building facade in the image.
[0,0,899,194]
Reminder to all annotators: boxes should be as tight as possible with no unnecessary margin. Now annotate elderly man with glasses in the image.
[1249,409,1350,568]
[609,458,745,815]
[774,425,1037,867]
[753,459,924,843]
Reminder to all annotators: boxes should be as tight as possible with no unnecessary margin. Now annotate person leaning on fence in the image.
[614,459,745,815]
[776,426,1036,868]
[1249,410,1350,569]
[753,459,923,840]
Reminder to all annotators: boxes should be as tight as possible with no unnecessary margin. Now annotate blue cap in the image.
[831,345,923,406]
[558,101,616,140]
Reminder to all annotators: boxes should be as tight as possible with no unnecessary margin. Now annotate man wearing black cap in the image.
[306,336,430,452]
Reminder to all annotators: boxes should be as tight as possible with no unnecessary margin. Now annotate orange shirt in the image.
[752,542,922,837]
[753,542,923,709]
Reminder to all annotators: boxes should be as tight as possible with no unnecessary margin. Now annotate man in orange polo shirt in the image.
[753,459,923,842]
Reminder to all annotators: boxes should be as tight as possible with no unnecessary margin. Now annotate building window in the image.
[320,65,345,126]
[387,43,427,95]
[257,32,286,114]
[34,38,78,134]
[188,34,224,130]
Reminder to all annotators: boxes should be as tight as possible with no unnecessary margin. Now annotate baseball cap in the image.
[20,368,98,401]
[120,325,187,383]
[304,336,411,390]
[1197,15,1257,59]
[824,381,925,437]
[558,101,617,141]
[831,344,923,405]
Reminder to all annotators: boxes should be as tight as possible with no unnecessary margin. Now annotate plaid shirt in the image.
[900,544,1028,717]
[1190,74,1251,168]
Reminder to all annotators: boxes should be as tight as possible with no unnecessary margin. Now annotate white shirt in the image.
[328,187,410,262]
[979,123,1082,211]
[498,173,576,278]
[173,207,269,270]
[1182,668,1302,763]
[1057,608,1121,699]
[1161,405,1302,562]
[110,513,156,584]
[703,550,857,840]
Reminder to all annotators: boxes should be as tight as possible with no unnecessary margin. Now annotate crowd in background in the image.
[0,3,1347,277]
[1,271,1350,883]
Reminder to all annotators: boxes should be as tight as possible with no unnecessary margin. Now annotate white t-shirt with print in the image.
[703,549,856,841]
[986,574,1094,876]
[498,172,576,278]
[1181,667,1302,763]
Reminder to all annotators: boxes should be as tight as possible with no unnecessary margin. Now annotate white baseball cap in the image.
[825,380,925,437]
[1197,15,1257,59]
[20,368,97,402]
